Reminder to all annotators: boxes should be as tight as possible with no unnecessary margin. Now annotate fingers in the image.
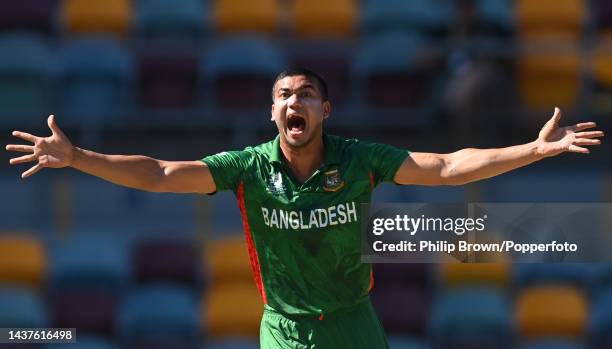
[574,138,601,146]
[47,114,66,138]
[568,145,590,154]
[550,107,562,125]
[21,164,42,178]
[5,144,34,153]
[11,131,37,143]
[570,122,597,132]
[9,154,37,165]
[575,130,604,139]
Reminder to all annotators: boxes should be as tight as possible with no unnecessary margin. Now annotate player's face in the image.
[271,75,330,148]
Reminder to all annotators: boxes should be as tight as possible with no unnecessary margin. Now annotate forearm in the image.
[71,147,165,192]
[444,140,544,185]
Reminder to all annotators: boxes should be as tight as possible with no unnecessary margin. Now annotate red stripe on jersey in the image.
[237,181,268,304]
[369,171,376,189]
[368,268,375,292]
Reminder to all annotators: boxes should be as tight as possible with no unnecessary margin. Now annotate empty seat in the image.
[51,290,118,336]
[135,0,207,39]
[430,288,510,347]
[0,34,49,124]
[591,38,612,114]
[439,263,510,288]
[371,284,428,336]
[214,0,279,34]
[132,237,200,287]
[117,284,200,346]
[361,0,455,37]
[516,0,586,39]
[137,42,199,109]
[55,37,132,126]
[517,40,581,110]
[0,0,57,34]
[0,286,48,327]
[202,37,286,110]
[290,0,356,38]
[206,339,259,349]
[591,289,612,347]
[516,286,587,338]
[518,340,586,349]
[62,0,132,36]
[515,264,590,288]
[595,0,612,32]
[204,282,263,338]
[0,235,46,289]
[44,336,119,349]
[207,238,253,284]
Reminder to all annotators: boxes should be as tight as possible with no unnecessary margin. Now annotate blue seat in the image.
[515,264,591,288]
[0,33,49,125]
[482,171,603,202]
[361,0,455,37]
[429,288,510,347]
[71,174,196,234]
[591,289,612,347]
[0,286,48,328]
[351,32,439,126]
[117,283,200,345]
[388,336,427,349]
[49,235,130,295]
[54,37,132,127]
[0,174,53,231]
[44,336,119,349]
[209,191,244,238]
[474,0,514,35]
[201,36,286,111]
[135,0,207,39]
[518,340,586,349]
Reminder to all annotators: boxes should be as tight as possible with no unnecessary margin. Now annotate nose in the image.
[287,93,303,108]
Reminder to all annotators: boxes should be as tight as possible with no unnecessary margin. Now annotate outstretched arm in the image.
[394,108,604,186]
[6,115,216,194]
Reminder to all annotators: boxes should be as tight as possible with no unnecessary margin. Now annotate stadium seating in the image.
[0,286,48,327]
[0,175,54,231]
[0,0,57,34]
[206,238,253,285]
[516,0,586,39]
[516,285,587,338]
[213,0,279,35]
[514,264,591,288]
[429,287,511,347]
[471,0,515,37]
[201,36,286,110]
[61,0,132,36]
[0,235,46,289]
[209,191,244,237]
[438,263,510,289]
[591,38,612,114]
[206,340,259,349]
[591,288,612,347]
[117,283,201,346]
[44,336,120,349]
[132,237,201,287]
[595,0,612,32]
[0,34,50,124]
[54,37,132,126]
[361,0,455,37]
[135,0,207,39]
[51,289,118,336]
[518,341,587,349]
[290,0,357,38]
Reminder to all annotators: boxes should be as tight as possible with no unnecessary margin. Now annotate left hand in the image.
[535,107,604,158]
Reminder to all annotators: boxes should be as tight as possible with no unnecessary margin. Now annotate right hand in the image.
[6,115,74,178]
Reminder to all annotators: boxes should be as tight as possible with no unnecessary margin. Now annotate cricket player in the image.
[6,68,604,348]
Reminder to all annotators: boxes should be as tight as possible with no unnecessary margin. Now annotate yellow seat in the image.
[517,0,586,39]
[0,235,46,289]
[439,263,510,288]
[591,39,612,112]
[204,281,264,338]
[206,237,255,284]
[62,0,132,36]
[214,0,279,34]
[291,0,357,38]
[516,286,587,338]
[518,42,580,109]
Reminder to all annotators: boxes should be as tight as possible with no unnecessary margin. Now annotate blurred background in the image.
[0,0,611,348]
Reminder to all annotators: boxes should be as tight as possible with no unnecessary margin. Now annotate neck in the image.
[279,134,324,183]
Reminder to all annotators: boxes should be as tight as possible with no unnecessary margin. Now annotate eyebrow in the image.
[277,84,317,95]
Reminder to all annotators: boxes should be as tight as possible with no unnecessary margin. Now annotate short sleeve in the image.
[201,150,254,193]
[360,141,410,186]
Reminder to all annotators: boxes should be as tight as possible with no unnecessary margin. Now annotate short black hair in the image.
[271,68,329,102]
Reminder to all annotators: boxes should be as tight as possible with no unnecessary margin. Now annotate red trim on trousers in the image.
[237,182,268,304]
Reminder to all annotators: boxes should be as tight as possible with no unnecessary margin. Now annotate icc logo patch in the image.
[323,168,345,192]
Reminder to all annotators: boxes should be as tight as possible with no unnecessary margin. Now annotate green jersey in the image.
[202,134,409,316]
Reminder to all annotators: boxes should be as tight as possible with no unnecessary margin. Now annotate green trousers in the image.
[260,300,389,349]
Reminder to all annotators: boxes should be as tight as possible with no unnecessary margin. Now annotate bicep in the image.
[157,160,216,194]
[393,152,451,186]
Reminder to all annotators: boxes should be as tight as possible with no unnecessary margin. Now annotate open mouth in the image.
[287,114,306,134]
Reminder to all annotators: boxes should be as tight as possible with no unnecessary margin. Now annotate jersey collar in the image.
[270,133,340,167]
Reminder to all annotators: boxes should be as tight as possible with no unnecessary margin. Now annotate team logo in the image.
[323,168,345,192]
[266,172,285,195]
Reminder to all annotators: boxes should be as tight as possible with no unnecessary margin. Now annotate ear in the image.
[271,103,275,121]
[322,101,331,119]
